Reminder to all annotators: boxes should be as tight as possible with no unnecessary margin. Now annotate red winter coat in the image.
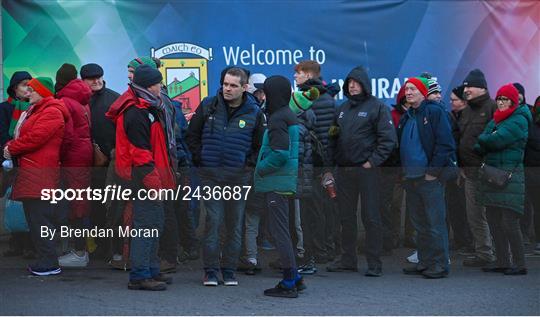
[56,79,93,219]
[8,97,70,200]
[106,87,175,190]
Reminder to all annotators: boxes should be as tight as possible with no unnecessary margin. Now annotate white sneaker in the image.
[407,250,419,264]
[58,250,89,267]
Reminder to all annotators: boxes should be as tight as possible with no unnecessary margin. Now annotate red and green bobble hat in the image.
[27,77,54,98]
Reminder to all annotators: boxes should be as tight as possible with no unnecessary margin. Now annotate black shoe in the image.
[128,278,167,291]
[402,264,427,275]
[503,267,528,275]
[422,268,449,279]
[463,256,493,267]
[153,273,173,284]
[326,260,358,272]
[365,267,383,277]
[28,265,61,276]
[222,269,238,286]
[264,282,298,298]
[298,260,317,275]
[481,264,509,273]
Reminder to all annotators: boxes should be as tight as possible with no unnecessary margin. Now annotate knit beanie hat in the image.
[427,78,442,95]
[463,69,487,89]
[55,63,78,92]
[128,56,158,70]
[405,77,429,97]
[28,77,54,98]
[7,71,32,99]
[452,85,466,100]
[80,63,104,79]
[289,87,319,114]
[512,82,526,104]
[496,83,519,106]
[133,65,163,88]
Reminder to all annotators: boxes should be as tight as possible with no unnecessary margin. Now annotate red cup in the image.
[324,180,337,199]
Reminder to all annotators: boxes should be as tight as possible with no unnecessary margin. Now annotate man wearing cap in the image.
[325,65,396,277]
[106,65,176,291]
[186,67,265,287]
[248,73,267,106]
[459,69,497,267]
[4,77,70,276]
[398,77,455,278]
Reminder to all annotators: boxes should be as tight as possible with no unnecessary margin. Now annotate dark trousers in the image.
[129,198,164,281]
[379,169,401,250]
[306,173,333,258]
[527,185,540,243]
[176,195,199,251]
[337,167,383,269]
[267,192,297,279]
[446,179,473,249]
[404,178,449,271]
[159,200,178,263]
[22,199,59,268]
[486,206,526,268]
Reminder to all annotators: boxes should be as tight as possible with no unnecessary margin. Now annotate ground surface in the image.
[1,241,538,316]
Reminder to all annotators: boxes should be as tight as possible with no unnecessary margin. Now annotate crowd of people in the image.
[1,58,539,298]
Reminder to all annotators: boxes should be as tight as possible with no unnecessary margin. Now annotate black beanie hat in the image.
[462,69,487,89]
[80,63,104,79]
[512,82,526,104]
[133,64,163,88]
[7,71,32,98]
[55,63,78,92]
[452,85,466,101]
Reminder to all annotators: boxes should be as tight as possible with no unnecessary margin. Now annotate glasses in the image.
[496,96,511,103]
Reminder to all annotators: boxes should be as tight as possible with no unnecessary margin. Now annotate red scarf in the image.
[493,106,517,124]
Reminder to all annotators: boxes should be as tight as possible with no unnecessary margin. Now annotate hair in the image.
[225,67,248,85]
[152,57,162,68]
[294,60,321,77]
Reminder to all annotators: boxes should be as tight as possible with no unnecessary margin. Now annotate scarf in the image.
[493,105,517,124]
[8,97,31,137]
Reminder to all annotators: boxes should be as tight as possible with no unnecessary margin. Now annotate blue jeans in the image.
[202,179,246,271]
[129,199,164,281]
[404,178,449,271]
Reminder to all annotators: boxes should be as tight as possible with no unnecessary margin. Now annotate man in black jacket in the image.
[326,66,397,276]
[294,60,338,263]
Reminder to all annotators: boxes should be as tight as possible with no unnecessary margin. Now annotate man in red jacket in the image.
[106,65,175,291]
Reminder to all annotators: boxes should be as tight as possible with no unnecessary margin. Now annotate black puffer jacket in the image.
[328,66,397,167]
[296,109,315,198]
[525,105,540,186]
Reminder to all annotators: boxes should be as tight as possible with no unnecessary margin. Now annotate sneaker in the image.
[481,265,509,273]
[260,239,276,251]
[503,267,528,275]
[298,260,317,275]
[422,268,449,279]
[128,278,167,291]
[109,256,130,271]
[58,251,89,268]
[326,259,358,272]
[463,256,493,267]
[364,267,383,277]
[203,271,219,286]
[28,265,62,276]
[160,259,177,273]
[264,282,298,298]
[238,258,260,275]
[406,250,418,264]
[152,273,173,284]
[222,270,238,286]
[402,264,427,275]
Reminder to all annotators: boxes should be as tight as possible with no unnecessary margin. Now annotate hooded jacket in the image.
[8,97,70,200]
[328,66,397,167]
[255,76,299,193]
[106,86,175,190]
[56,79,93,167]
[458,92,497,176]
[89,82,120,160]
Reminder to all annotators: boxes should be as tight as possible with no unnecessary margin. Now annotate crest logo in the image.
[239,120,246,128]
[151,43,213,120]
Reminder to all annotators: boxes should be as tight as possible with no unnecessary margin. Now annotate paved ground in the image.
[0,241,538,316]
